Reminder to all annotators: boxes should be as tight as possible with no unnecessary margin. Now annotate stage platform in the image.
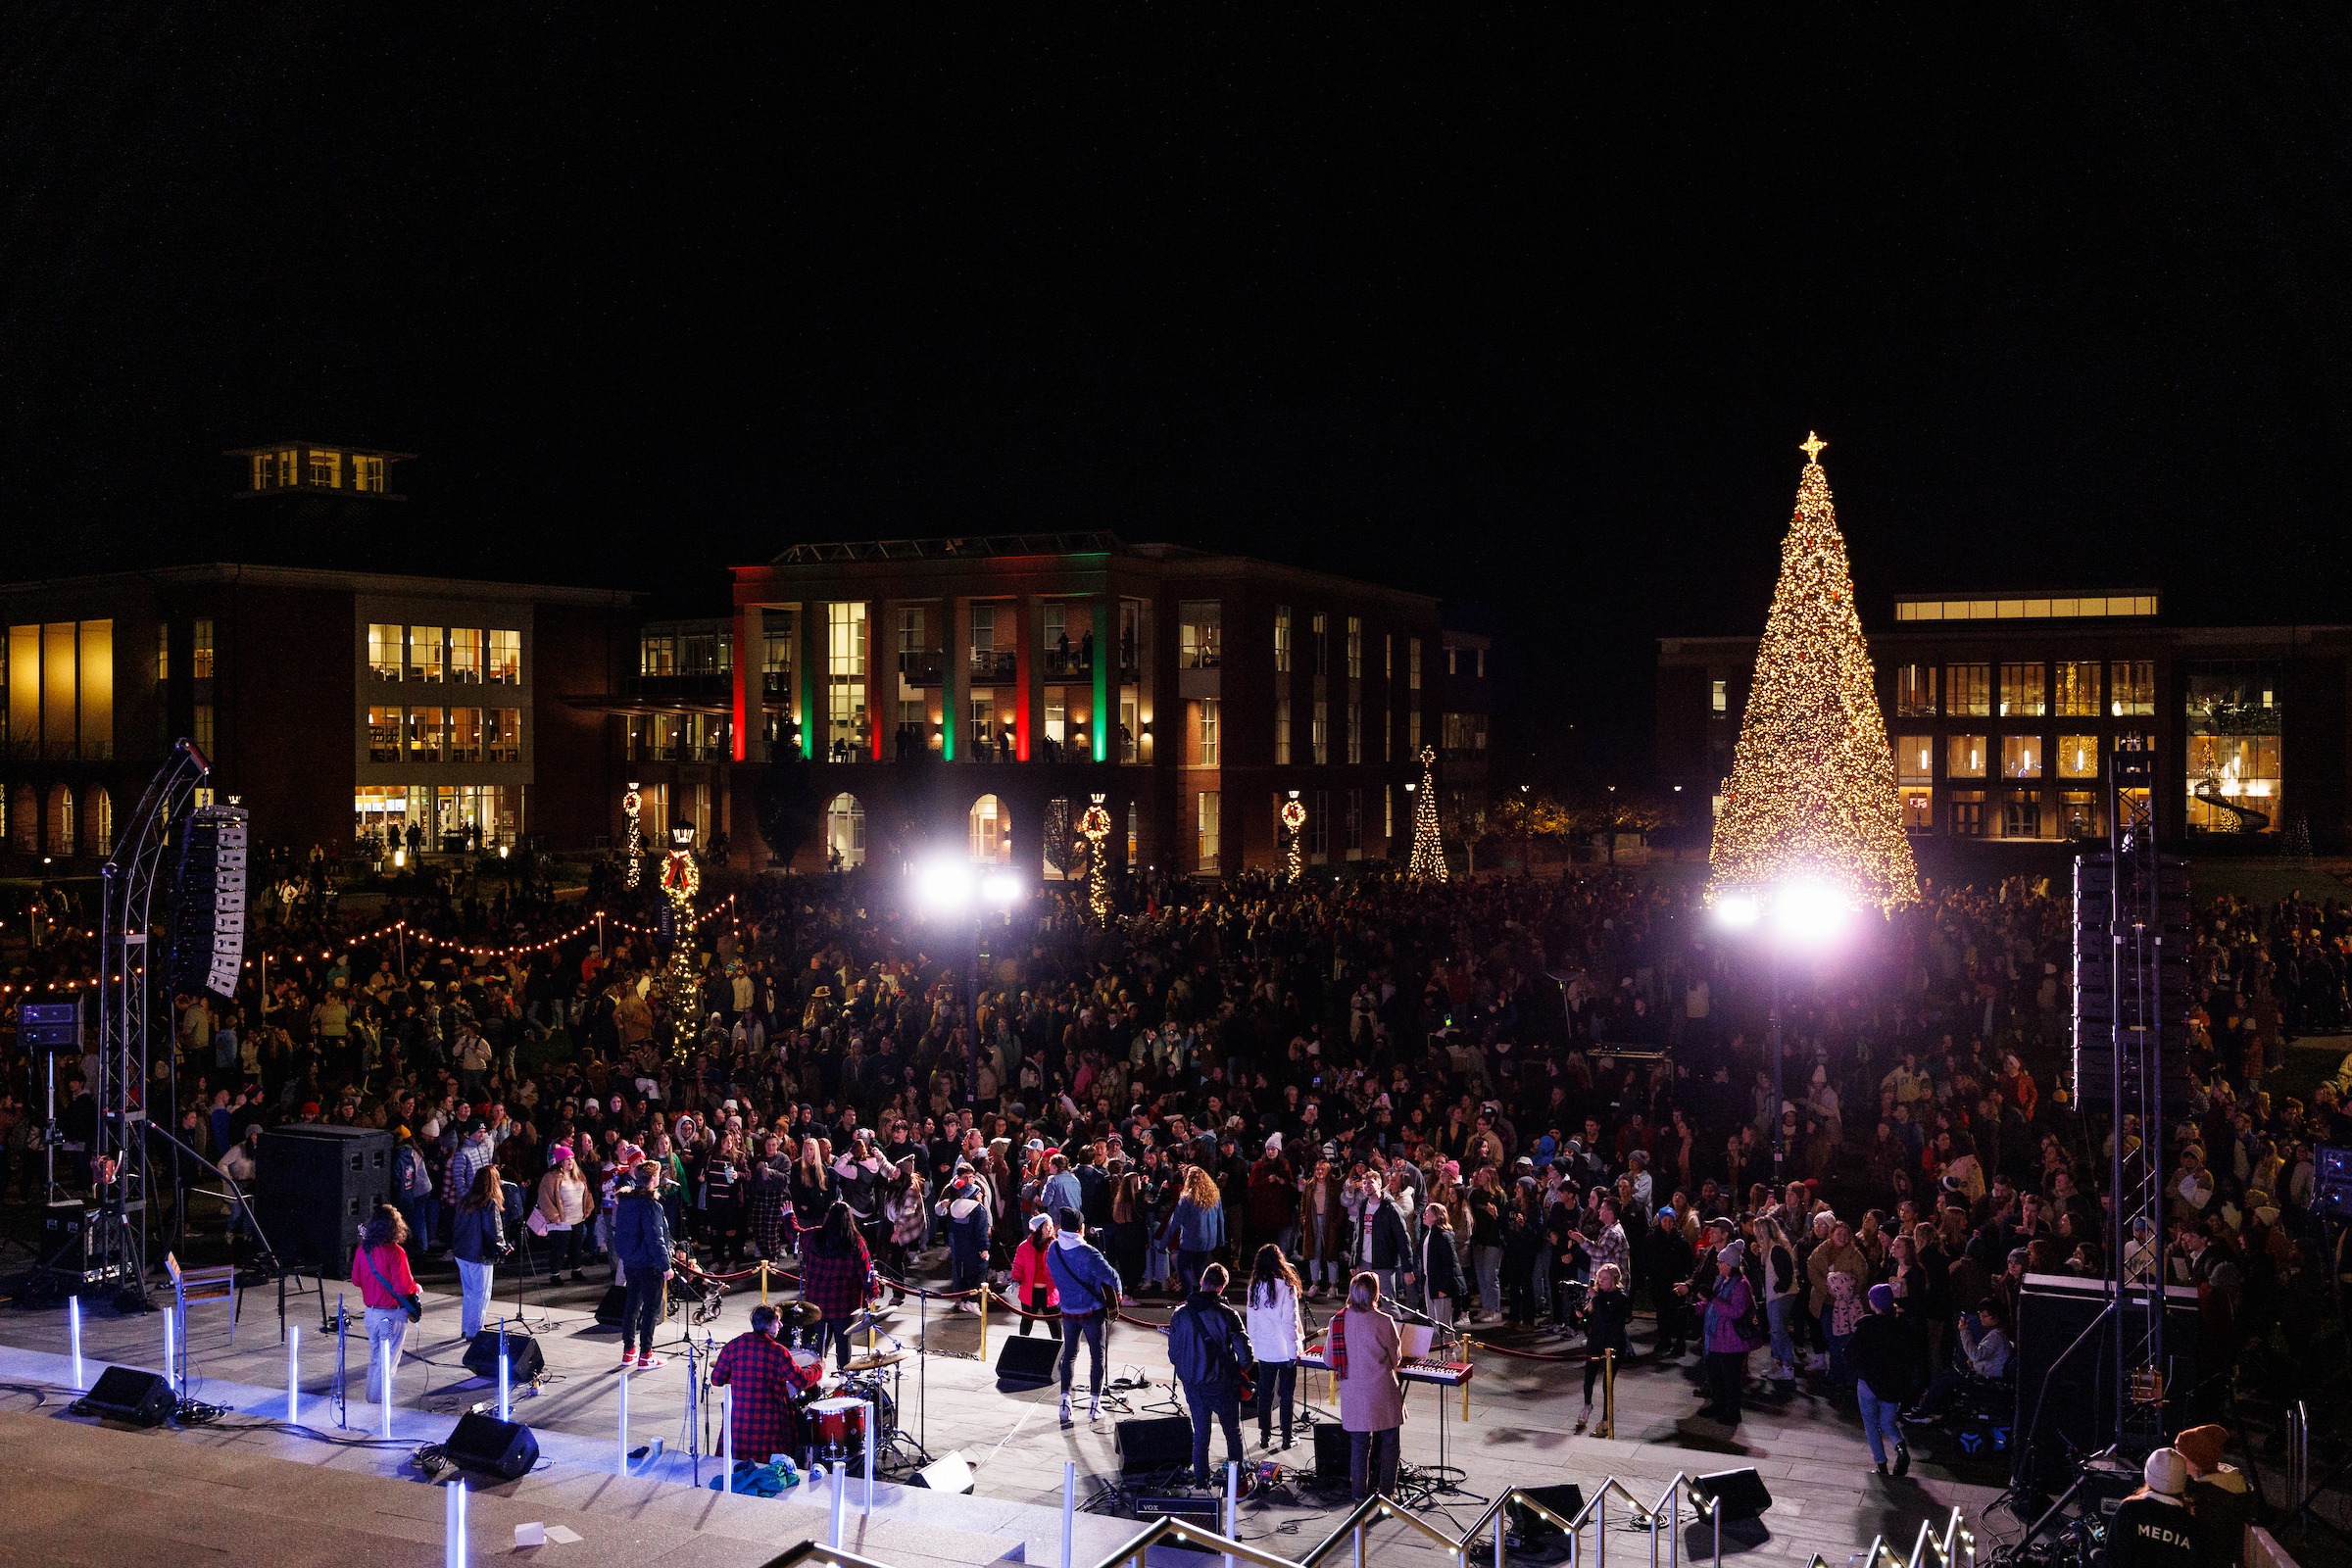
[0,1258,1999,1568]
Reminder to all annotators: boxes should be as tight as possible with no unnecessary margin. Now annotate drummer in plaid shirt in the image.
[711,1304,823,1463]
[799,1201,879,1370]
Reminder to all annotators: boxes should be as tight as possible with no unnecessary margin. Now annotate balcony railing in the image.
[897,651,944,684]
[1041,647,1093,678]
[969,649,1017,682]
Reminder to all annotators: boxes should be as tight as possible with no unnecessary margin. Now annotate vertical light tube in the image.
[69,1297,83,1390]
[288,1326,301,1423]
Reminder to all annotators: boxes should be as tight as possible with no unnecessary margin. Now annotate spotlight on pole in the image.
[1772,879,1849,945]
[982,872,1023,907]
[1714,890,1762,928]
[915,859,977,913]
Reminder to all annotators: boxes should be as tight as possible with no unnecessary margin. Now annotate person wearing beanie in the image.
[1046,1202,1124,1426]
[1699,1237,1759,1423]
[2175,1423,2252,1568]
[1009,1211,1063,1343]
[1846,1281,1922,1475]
[2108,1448,2198,1568]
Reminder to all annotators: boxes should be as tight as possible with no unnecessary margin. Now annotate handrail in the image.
[1088,1515,1310,1568]
[1802,1506,1974,1568]
[754,1545,903,1568]
[1298,1494,1470,1566]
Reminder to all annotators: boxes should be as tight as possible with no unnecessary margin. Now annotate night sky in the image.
[6,10,2351,780]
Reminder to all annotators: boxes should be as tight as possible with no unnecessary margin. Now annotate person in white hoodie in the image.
[1246,1242,1306,1449]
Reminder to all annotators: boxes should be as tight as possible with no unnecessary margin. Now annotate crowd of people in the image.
[5,843,2351,1535]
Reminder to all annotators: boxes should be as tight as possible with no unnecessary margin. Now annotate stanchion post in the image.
[1601,1348,1615,1439]
[978,1286,990,1363]
[1461,1337,1473,1422]
[760,1261,770,1306]
[721,1387,735,1492]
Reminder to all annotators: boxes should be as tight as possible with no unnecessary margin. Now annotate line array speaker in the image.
[170,805,250,1001]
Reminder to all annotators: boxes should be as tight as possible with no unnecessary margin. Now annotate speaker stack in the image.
[169,805,250,1001]
[257,1125,394,1278]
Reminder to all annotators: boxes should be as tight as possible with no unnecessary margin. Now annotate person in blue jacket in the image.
[1164,1166,1227,1295]
[1046,1204,1125,1426]
[936,1167,992,1313]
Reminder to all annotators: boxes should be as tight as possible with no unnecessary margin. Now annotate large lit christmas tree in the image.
[1709,434,1919,909]
[1407,746,1448,881]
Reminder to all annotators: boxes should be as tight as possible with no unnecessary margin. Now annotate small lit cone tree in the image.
[1407,746,1449,881]
[1710,434,1920,909]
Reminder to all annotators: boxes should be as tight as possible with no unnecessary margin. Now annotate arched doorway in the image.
[83,786,113,858]
[46,783,76,858]
[969,794,1011,865]
[824,793,865,870]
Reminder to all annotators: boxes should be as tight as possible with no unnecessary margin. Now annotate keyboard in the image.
[1400,1357,1474,1387]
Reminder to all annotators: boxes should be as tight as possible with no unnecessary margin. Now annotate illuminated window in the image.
[2054,661,2100,716]
[1197,790,1220,870]
[1347,617,1362,679]
[2062,792,2101,837]
[968,794,1010,864]
[2002,736,2042,778]
[827,602,868,758]
[1347,700,1362,764]
[408,625,443,683]
[251,454,278,490]
[46,783,76,857]
[640,634,675,675]
[2110,661,2155,716]
[1895,734,1933,784]
[85,786,113,856]
[367,707,401,762]
[1275,698,1292,764]
[449,628,482,683]
[449,708,483,762]
[1178,602,1221,669]
[487,630,521,685]
[407,707,444,763]
[1407,638,1422,691]
[1947,735,1986,778]
[1346,789,1363,856]
[1711,679,1729,714]
[1312,697,1329,764]
[1946,663,1990,716]
[1948,790,1986,837]
[1274,606,1292,673]
[1312,612,1328,675]
[2003,790,2043,839]
[306,448,342,488]
[1384,785,1395,840]
[354,455,385,492]
[2185,662,2280,832]
[1198,698,1220,766]
[192,618,215,680]
[1998,662,2045,716]
[368,623,403,680]
[156,622,169,682]
[1894,664,1937,717]
[1901,788,1934,831]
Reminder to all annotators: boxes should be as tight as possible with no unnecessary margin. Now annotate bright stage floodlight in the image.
[1714,891,1761,927]
[915,859,977,912]
[1772,880,1848,944]
[982,872,1024,906]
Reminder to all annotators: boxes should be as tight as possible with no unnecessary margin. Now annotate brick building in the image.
[0,556,636,866]
[695,534,1444,877]
[1658,590,2352,851]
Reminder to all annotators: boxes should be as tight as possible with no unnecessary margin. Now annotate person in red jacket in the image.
[351,1204,421,1404]
[1010,1213,1062,1339]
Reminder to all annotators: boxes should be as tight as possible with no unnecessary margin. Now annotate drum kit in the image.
[784,1305,926,1476]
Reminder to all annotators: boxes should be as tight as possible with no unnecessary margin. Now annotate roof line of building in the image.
[0,563,640,609]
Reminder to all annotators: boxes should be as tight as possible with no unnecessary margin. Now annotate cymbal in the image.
[844,1350,906,1372]
[788,1300,823,1326]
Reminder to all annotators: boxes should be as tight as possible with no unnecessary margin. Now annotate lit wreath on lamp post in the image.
[1280,791,1306,883]
[622,782,644,889]
[1078,793,1114,920]
[662,822,702,1053]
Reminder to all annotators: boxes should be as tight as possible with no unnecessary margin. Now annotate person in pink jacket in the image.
[1010,1212,1062,1339]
